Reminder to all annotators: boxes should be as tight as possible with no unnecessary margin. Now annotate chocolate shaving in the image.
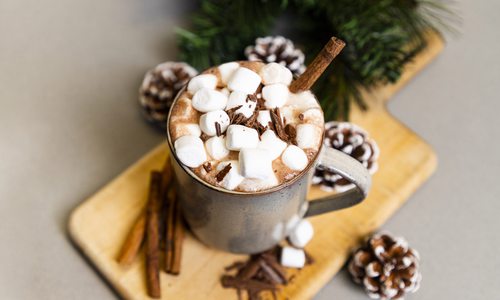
[256,123,267,135]
[244,111,258,128]
[298,113,305,121]
[256,96,266,110]
[284,124,297,145]
[247,94,258,102]
[216,163,232,182]
[202,162,212,173]
[232,113,246,125]
[238,258,261,280]
[200,132,210,142]
[258,260,285,285]
[260,252,288,284]
[221,276,277,292]
[270,108,288,141]
[215,122,222,137]
[225,261,246,272]
[226,105,243,118]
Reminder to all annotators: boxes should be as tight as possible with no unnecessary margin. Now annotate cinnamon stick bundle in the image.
[145,171,163,298]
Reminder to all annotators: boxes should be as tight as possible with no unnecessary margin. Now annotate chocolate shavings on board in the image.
[221,246,315,300]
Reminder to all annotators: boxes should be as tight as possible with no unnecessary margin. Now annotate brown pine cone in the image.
[348,233,421,300]
[312,122,379,192]
[139,61,198,129]
[245,36,306,76]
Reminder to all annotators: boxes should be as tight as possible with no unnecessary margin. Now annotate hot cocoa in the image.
[168,61,324,192]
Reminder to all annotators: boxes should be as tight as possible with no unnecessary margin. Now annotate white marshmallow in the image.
[225,125,259,151]
[205,136,230,160]
[187,74,218,93]
[174,135,207,168]
[258,129,287,160]
[280,246,306,268]
[216,160,245,190]
[218,62,240,84]
[259,62,293,85]
[227,67,261,94]
[239,148,274,180]
[299,108,324,126]
[279,106,297,124]
[220,87,231,96]
[296,124,322,149]
[199,110,230,136]
[287,90,320,110]
[257,110,272,127]
[237,175,279,192]
[226,91,257,118]
[192,88,228,113]
[282,145,308,171]
[172,123,201,140]
[288,219,314,248]
[262,84,289,108]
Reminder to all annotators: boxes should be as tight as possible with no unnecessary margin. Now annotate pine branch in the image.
[177,0,458,120]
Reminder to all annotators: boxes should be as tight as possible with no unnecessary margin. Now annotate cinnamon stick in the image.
[161,158,173,194]
[169,195,184,275]
[117,212,146,267]
[289,36,345,93]
[159,158,174,252]
[164,186,176,272]
[145,171,163,298]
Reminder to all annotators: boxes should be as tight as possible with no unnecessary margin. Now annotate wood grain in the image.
[68,32,444,300]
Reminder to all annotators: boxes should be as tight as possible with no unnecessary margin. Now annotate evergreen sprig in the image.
[177,0,457,120]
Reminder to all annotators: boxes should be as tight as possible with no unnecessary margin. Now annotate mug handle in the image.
[305,147,372,217]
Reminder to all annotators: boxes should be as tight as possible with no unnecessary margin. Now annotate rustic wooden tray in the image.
[69,33,443,300]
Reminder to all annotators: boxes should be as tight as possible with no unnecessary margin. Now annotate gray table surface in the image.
[1,0,498,299]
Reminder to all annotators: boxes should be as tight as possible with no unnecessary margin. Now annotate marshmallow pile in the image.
[169,61,325,192]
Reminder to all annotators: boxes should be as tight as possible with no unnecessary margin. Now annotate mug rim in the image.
[166,68,324,196]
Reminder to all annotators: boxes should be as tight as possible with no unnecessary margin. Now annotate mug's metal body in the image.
[167,85,371,254]
[171,156,312,253]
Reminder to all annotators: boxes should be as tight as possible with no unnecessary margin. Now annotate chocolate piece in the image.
[200,132,210,142]
[215,122,222,137]
[258,259,285,285]
[202,162,212,173]
[247,94,258,102]
[216,163,232,182]
[238,258,261,280]
[244,111,258,128]
[270,108,288,141]
[284,124,297,145]
[226,105,243,118]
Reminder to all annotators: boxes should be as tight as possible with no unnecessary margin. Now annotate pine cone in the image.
[245,36,306,76]
[139,61,198,129]
[312,122,379,192]
[348,233,421,300]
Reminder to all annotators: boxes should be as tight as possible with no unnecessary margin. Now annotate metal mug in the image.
[166,88,371,254]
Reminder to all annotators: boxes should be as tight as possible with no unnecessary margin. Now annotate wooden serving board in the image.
[69,33,443,300]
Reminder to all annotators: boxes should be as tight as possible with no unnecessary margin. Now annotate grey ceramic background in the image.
[0,0,498,299]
